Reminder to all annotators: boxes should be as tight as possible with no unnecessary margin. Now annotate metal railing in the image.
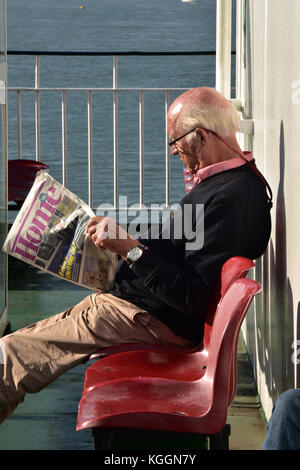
[7,50,235,210]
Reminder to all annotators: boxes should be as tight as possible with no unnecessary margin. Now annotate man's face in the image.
[168,124,202,174]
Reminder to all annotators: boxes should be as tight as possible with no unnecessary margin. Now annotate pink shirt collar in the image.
[193,151,253,185]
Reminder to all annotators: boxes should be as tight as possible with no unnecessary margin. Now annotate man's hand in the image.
[86,216,140,259]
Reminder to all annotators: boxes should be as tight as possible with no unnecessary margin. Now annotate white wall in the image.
[0,0,7,338]
[236,0,300,419]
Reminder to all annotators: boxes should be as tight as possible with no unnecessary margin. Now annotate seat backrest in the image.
[203,257,255,350]
[205,277,261,414]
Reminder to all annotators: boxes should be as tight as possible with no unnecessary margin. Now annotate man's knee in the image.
[273,389,300,418]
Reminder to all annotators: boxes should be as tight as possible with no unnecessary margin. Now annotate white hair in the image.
[181,104,240,142]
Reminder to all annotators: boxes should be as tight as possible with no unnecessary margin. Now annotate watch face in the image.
[127,246,143,262]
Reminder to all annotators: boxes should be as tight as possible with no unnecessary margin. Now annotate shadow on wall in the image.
[249,121,295,405]
[241,1,298,410]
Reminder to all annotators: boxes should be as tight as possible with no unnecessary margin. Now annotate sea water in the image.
[7,0,221,210]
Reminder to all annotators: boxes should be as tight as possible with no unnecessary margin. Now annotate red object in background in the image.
[77,257,260,437]
[8,159,49,207]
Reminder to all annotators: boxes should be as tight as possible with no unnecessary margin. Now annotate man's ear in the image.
[195,128,208,145]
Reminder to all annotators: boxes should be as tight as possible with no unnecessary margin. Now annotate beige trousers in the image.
[0,293,193,424]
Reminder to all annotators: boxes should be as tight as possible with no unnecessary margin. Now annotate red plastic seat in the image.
[77,258,260,439]
[8,159,49,208]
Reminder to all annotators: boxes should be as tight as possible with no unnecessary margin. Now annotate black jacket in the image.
[110,162,272,342]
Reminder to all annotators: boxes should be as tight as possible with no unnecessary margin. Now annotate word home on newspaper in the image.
[3,171,118,291]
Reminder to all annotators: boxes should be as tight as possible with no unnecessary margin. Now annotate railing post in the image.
[165,90,170,208]
[113,55,118,210]
[61,90,67,186]
[139,90,144,208]
[17,89,22,159]
[88,90,93,207]
[35,54,40,161]
[216,0,232,99]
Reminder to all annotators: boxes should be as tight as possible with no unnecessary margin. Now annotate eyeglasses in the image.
[168,127,198,147]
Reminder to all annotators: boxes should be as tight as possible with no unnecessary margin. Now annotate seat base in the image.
[92,424,231,451]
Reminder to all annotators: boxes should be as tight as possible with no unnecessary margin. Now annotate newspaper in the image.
[2,170,118,292]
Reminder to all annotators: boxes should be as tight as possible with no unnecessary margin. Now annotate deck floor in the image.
[0,258,267,451]
[1,259,93,450]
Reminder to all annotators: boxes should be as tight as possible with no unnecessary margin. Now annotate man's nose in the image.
[170,143,179,156]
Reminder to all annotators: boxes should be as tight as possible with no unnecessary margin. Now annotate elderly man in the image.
[0,87,272,423]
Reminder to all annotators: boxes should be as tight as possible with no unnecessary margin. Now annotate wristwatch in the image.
[126,244,145,265]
